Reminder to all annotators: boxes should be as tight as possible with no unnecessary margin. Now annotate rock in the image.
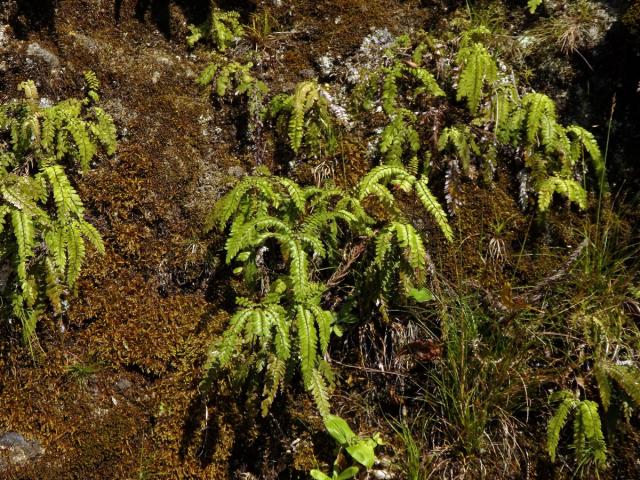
[69,32,100,53]
[316,54,334,77]
[115,377,133,391]
[26,42,60,69]
[227,165,245,178]
[0,432,44,469]
[0,24,10,48]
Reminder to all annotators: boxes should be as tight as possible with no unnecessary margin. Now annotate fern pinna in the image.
[0,73,115,343]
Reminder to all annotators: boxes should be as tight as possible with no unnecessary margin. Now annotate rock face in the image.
[0,432,44,470]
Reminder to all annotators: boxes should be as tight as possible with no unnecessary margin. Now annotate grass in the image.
[64,359,104,387]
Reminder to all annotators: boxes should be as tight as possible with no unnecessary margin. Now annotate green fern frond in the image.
[66,223,86,287]
[83,70,100,103]
[261,355,287,416]
[44,257,63,314]
[382,66,401,114]
[373,231,393,269]
[358,165,412,201]
[2,175,48,219]
[212,307,255,367]
[41,109,60,150]
[521,93,558,149]
[456,42,498,114]
[289,239,309,302]
[11,210,35,284]
[92,107,117,155]
[197,62,220,87]
[297,304,318,386]
[290,81,320,153]
[380,109,420,165]
[605,363,640,406]
[391,221,427,278]
[537,176,587,212]
[275,177,306,212]
[309,304,333,354]
[273,307,291,361]
[76,219,105,254]
[594,362,612,411]
[225,216,290,262]
[309,368,331,418]
[413,177,453,242]
[547,390,576,463]
[574,400,606,467]
[409,66,445,98]
[528,0,543,13]
[44,165,84,217]
[438,125,480,174]
[188,8,244,52]
[18,80,38,102]
[44,225,67,271]
[566,125,605,187]
[67,119,97,172]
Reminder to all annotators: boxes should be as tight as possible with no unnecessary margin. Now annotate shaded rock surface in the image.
[0,432,44,469]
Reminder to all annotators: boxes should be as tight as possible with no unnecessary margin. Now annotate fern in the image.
[83,70,101,103]
[528,0,543,13]
[379,109,420,165]
[520,93,558,149]
[547,390,576,463]
[456,42,498,114]
[0,75,115,342]
[547,390,607,469]
[358,164,453,242]
[265,80,338,157]
[413,177,454,242]
[537,176,587,212]
[380,60,444,115]
[187,8,244,52]
[205,174,368,417]
[574,400,607,467]
[598,362,640,408]
[566,125,606,188]
[438,125,480,174]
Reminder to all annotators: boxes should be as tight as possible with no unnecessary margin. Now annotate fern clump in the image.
[502,92,605,211]
[265,80,340,157]
[197,59,269,142]
[187,8,244,52]
[205,160,453,417]
[353,34,444,116]
[205,172,370,417]
[593,360,640,412]
[356,164,451,316]
[358,164,453,243]
[379,109,421,166]
[0,74,115,343]
[438,125,481,175]
[547,390,607,470]
[197,60,266,98]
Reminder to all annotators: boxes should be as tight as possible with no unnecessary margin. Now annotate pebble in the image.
[26,42,60,69]
[0,432,44,469]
